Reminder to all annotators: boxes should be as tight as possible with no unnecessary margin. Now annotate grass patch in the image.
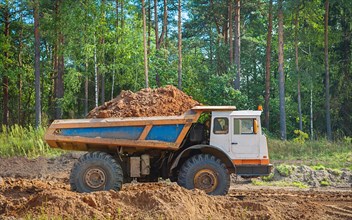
[251,179,309,189]
[276,164,295,177]
[319,179,330,187]
[311,165,326,171]
[269,138,352,170]
[0,125,62,158]
[261,173,274,182]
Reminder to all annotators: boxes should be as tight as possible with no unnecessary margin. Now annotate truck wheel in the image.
[177,154,230,195]
[70,151,123,193]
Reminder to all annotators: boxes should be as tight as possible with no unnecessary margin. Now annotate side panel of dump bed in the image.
[45,111,201,151]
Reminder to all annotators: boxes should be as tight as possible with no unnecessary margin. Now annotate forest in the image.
[0,0,351,141]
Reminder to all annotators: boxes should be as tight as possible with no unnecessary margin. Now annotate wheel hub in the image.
[194,169,218,193]
[85,168,106,189]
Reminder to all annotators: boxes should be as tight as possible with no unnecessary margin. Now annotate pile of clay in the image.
[87,85,200,118]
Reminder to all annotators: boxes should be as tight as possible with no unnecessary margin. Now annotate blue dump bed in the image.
[44,106,237,152]
[44,111,201,151]
[60,124,185,143]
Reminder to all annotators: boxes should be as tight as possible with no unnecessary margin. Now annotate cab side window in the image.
[234,119,254,134]
[213,117,229,134]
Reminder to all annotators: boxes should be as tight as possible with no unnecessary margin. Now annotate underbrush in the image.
[268,138,352,170]
[0,125,62,158]
[251,179,309,189]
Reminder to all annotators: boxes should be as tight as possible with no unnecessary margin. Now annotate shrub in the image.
[276,164,295,177]
[293,130,309,144]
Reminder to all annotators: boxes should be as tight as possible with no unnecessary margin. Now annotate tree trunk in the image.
[147,0,151,54]
[278,0,286,140]
[18,13,23,125]
[3,2,10,126]
[154,0,161,86]
[294,0,303,131]
[121,0,124,29]
[234,0,241,90]
[94,36,98,107]
[85,61,89,116]
[324,0,332,140]
[177,0,182,90]
[310,83,314,140]
[100,0,106,104]
[154,0,159,49]
[54,0,64,119]
[229,0,233,65]
[116,0,119,29]
[264,0,273,130]
[34,0,41,128]
[158,0,168,48]
[55,33,64,119]
[142,0,149,88]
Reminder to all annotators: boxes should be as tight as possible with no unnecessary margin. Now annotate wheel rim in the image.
[85,167,106,189]
[193,169,218,193]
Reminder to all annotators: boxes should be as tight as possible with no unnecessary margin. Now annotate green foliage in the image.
[202,73,248,108]
[293,130,309,144]
[261,173,274,182]
[0,125,61,158]
[251,179,308,189]
[319,178,330,187]
[276,164,295,177]
[343,136,352,144]
[311,165,326,171]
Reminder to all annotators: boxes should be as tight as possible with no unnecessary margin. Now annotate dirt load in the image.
[87,85,200,118]
[1,154,352,219]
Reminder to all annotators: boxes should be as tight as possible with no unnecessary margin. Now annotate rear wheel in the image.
[177,154,230,195]
[70,151,123,193]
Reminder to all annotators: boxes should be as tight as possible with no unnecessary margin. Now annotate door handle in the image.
[231,142,238,145]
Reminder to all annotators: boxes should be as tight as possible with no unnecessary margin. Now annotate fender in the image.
[170,144,236,174]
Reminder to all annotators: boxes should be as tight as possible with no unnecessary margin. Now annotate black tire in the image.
[70,151,123,193]
[177,154,230,195]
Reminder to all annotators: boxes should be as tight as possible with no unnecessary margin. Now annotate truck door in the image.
[230,117,260,158]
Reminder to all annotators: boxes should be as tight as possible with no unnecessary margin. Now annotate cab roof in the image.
[230,110,262,116]
[191,106,236,111]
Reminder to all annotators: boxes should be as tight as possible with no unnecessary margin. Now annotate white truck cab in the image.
[210,110,271,176]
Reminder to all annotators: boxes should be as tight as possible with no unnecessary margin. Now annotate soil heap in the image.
[87,85,200,118]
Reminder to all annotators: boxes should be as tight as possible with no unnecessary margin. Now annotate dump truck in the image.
[45,106,272,195]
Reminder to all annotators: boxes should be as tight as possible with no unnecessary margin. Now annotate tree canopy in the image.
[0,0,351,140]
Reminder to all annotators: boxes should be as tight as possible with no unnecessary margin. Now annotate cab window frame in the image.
[234,118,255,135]
[213,117,229,134]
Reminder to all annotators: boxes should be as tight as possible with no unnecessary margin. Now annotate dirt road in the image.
[0,154,351,220]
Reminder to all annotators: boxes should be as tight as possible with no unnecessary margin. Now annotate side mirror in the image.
[253,119,258,134]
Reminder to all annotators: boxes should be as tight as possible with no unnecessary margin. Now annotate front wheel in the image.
[70,151,123,193]
[177,154,230,195]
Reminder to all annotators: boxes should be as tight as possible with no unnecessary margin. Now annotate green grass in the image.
[251,179,309,189]
[319,178,331,187]
[276,164,295,177]
[268,138,352,170]
[0,125,62,158]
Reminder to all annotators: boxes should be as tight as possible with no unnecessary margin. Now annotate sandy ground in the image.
[0,153,351,220]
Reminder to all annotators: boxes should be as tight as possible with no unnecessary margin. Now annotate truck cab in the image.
[210,110,271,176]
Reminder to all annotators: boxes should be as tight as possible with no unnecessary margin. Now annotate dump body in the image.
[45,108,203,151]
